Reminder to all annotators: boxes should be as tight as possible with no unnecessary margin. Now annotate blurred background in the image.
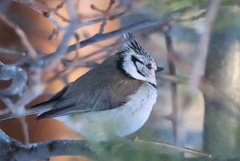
[0,0,239,161]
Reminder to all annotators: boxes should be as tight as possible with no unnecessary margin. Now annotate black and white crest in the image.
[120,32,157,86]
[123,33,150,57]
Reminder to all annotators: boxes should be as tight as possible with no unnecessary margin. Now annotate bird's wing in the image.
[31,83,72,109]
[35,85,112,120]
[36,55,142,120]
[0,83,73,121]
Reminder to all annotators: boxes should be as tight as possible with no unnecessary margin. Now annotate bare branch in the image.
[43,1,80,71]
[0,62,44,145]
[189,0,222,89]
[0,62,27,98]
[0,14,37,60]
[0,108,11,116]
[78,17,105,28]
[163,26,179,145]
[134,138,212,158]
[0,128,213,161]
[48,17,106,40]
[62,19,159,56]
[0,47,26,57]
[14,0,66,28]
[18,117,30,146]
[94,0,116,34]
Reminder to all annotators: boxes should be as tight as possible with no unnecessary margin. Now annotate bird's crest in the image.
[123,33,149,57]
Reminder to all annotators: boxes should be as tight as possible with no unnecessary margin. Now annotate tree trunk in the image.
[203,13,240,154]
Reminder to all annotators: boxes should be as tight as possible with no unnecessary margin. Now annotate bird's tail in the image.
[0,105,51,121]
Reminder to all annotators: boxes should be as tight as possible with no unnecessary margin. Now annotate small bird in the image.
[0,33,163,142]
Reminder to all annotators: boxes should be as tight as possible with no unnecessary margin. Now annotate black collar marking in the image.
[148,82,156,89]
[116,52,135,79]
[116,52,156,89]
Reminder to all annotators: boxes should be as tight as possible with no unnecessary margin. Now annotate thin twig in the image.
[48,17,106,40]
[0,108,11,116]
[48,15,66,29]
[19,116,30,146]
[16,0,68,29]
[79,17,105,28]
[97,0,116,34]
[53,12,70,22]
[163,25,179,145]
[180,11,206,22]
[16,18,177,68]
[45,1,79,71]
[190,0,222,89]
[0,47,26,57]
[47,13,105,31]
[63,19,159,56]
[74,33,81,56]
[0,14,38,60]
[79,39,121,61]
[135,139,213,158]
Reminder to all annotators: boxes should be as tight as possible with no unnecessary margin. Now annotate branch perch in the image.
[0,129,214,161]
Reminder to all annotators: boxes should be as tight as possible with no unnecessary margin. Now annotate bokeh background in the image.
[0,0,240,161]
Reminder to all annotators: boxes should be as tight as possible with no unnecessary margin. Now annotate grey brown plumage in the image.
[0,53,143,121]
[0,33,163,142]
[35,53,143,120]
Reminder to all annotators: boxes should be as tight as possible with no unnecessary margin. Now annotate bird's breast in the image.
[56,82,157,142]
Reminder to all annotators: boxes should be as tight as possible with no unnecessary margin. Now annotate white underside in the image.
[56,83,157,142]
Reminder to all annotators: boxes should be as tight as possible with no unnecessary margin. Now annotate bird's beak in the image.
[155,67,164,73]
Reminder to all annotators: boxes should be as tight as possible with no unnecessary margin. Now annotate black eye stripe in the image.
[131,55,144,65]
[131,56,146,77]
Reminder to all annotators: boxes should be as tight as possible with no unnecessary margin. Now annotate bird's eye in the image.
[146,63,152,70]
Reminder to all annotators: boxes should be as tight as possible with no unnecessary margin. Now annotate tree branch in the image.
[0,47,26,57]
[0,128,214,161]
[0,62,27,99]
[163,26,179,145]
[52,18,159,57]
[0,14,37,60]
[189,0,222,89]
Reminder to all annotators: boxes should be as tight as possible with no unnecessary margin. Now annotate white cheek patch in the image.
[122,51,157,85]
[135,62,146,77]
[134,61,156,83]
[122,56,147,82]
